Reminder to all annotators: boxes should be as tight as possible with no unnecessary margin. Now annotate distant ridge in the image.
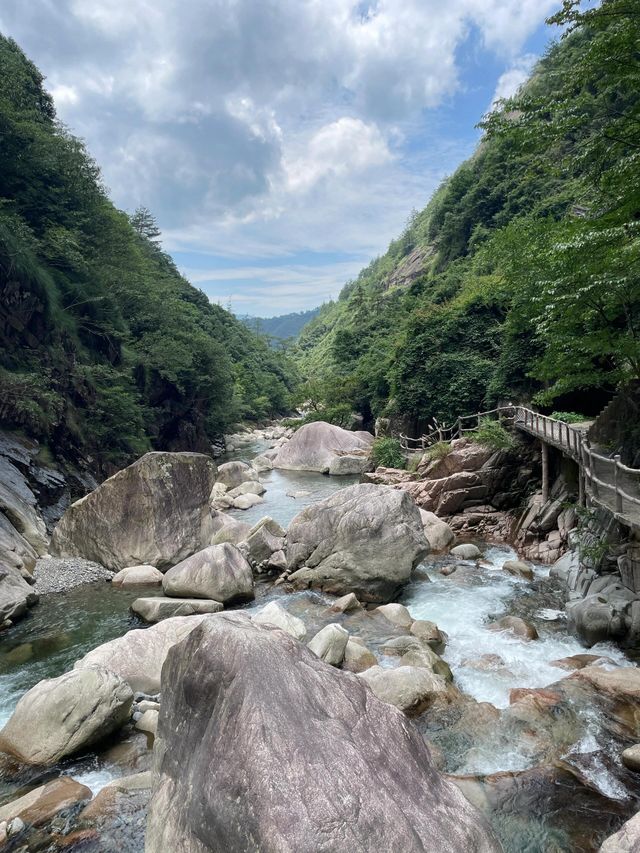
[240,307,321,342]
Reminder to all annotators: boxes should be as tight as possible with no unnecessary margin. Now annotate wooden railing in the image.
[400,405,640,529]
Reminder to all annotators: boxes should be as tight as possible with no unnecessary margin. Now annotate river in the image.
[0,438,638,851]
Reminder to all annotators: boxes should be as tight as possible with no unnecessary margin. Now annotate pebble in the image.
[33,557,112,594]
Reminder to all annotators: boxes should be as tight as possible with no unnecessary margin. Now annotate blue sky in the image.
[1,1,557,316]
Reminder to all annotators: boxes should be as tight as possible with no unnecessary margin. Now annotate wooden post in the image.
[614,455,623,513]
[541,440,550,503]
[578,469,585,507]
[457,417,462,439]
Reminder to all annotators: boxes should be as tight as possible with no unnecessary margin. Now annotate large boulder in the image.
[0,455,48,575]
[50,452,217,571]
[287,483,429,602]
[0,564,38,624]
[145,614,499,853]
[215,461,258,490]
[420,509,455,552]
[162,544,253,604]
[358,665,449,715]
[75,615,208,693]
[272,421,373,474]
[131,596,223,623]
[0,666,132,765]
[307,623,349,665]
[111,565,163,587]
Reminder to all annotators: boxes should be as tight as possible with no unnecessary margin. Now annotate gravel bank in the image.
[34,557,112,594]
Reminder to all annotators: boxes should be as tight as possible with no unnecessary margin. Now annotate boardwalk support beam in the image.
[541,440,550,503]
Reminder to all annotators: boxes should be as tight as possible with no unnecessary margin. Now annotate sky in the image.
[0,1,558,317]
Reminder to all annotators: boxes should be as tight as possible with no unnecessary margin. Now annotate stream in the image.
[0,437,638,851]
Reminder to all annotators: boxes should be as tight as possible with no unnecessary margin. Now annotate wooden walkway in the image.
[400,405,640,530]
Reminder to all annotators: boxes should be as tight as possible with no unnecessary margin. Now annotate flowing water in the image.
[1,438,639,851]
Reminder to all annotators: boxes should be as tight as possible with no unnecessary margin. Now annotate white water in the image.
[402,544,629,710]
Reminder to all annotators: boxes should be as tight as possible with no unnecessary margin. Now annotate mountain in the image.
[0,36,297,473]
[240,308,322,343]
[293,1,640,437]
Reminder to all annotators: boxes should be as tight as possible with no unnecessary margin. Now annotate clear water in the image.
[0,436,638,851]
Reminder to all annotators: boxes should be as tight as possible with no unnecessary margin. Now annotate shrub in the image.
[550,411,587,424]
[371,437,406,469]
[425,440,453,461]
[469,418,514,450]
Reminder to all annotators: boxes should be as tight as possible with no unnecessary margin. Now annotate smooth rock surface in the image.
[131,596,223,623]
[599,811,640,852]
[287,483,429,603]
[342,638,377,673]
[272,421,373,474]
[163,543,253,604]
[358,665,449,715]
[450,543,481,560]
[329,592,362,613]
[0,666,132,765]
[502,559,534,581]
[488,615,539,641]
[420,509,455,551]
[75,615,208,693]
[307,623,349,665]
[215,461,258,490]
[51,452,217,570]
[0,777,91,827]
[112,565,163,587]
[251,601,306,640]
[0,564,38,624]
[145,613,498,853]
[375,602,413,629]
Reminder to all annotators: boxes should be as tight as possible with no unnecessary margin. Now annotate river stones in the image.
[0,777,92,829]
[286,483,429,603]
[214,461,258,490]
[111,565,163,587]
[420,509,455,552]
[307,623,349,665]
[50,452,218,571]
[410,620,447,654]
[251,601,306,640]
[0,666,133,765]
[330,592,362,613]
[451,543,481,560]
[131,597,223,623]
[233,493,264,510]
[162,543,253,604]
[343,637,377,673]
[375,602,414,629]
[358,665,449,716]
[75,615,209,694]
[621,745,640,772]
[502,560,534,581]
[241,520,285,566]
[210,515,252,546]
[272,421,374,474]
[488,615,539,641]
[145,613,499,853]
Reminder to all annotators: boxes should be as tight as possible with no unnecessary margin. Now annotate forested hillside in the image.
[295,0,640,435]
[241,307,321,345]
[0,36,297,472]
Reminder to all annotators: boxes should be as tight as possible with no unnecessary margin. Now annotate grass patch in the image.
[469,418,514,450]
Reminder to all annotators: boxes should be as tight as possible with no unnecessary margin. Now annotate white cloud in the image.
[1,0,551,311]
[491,53,538,106]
